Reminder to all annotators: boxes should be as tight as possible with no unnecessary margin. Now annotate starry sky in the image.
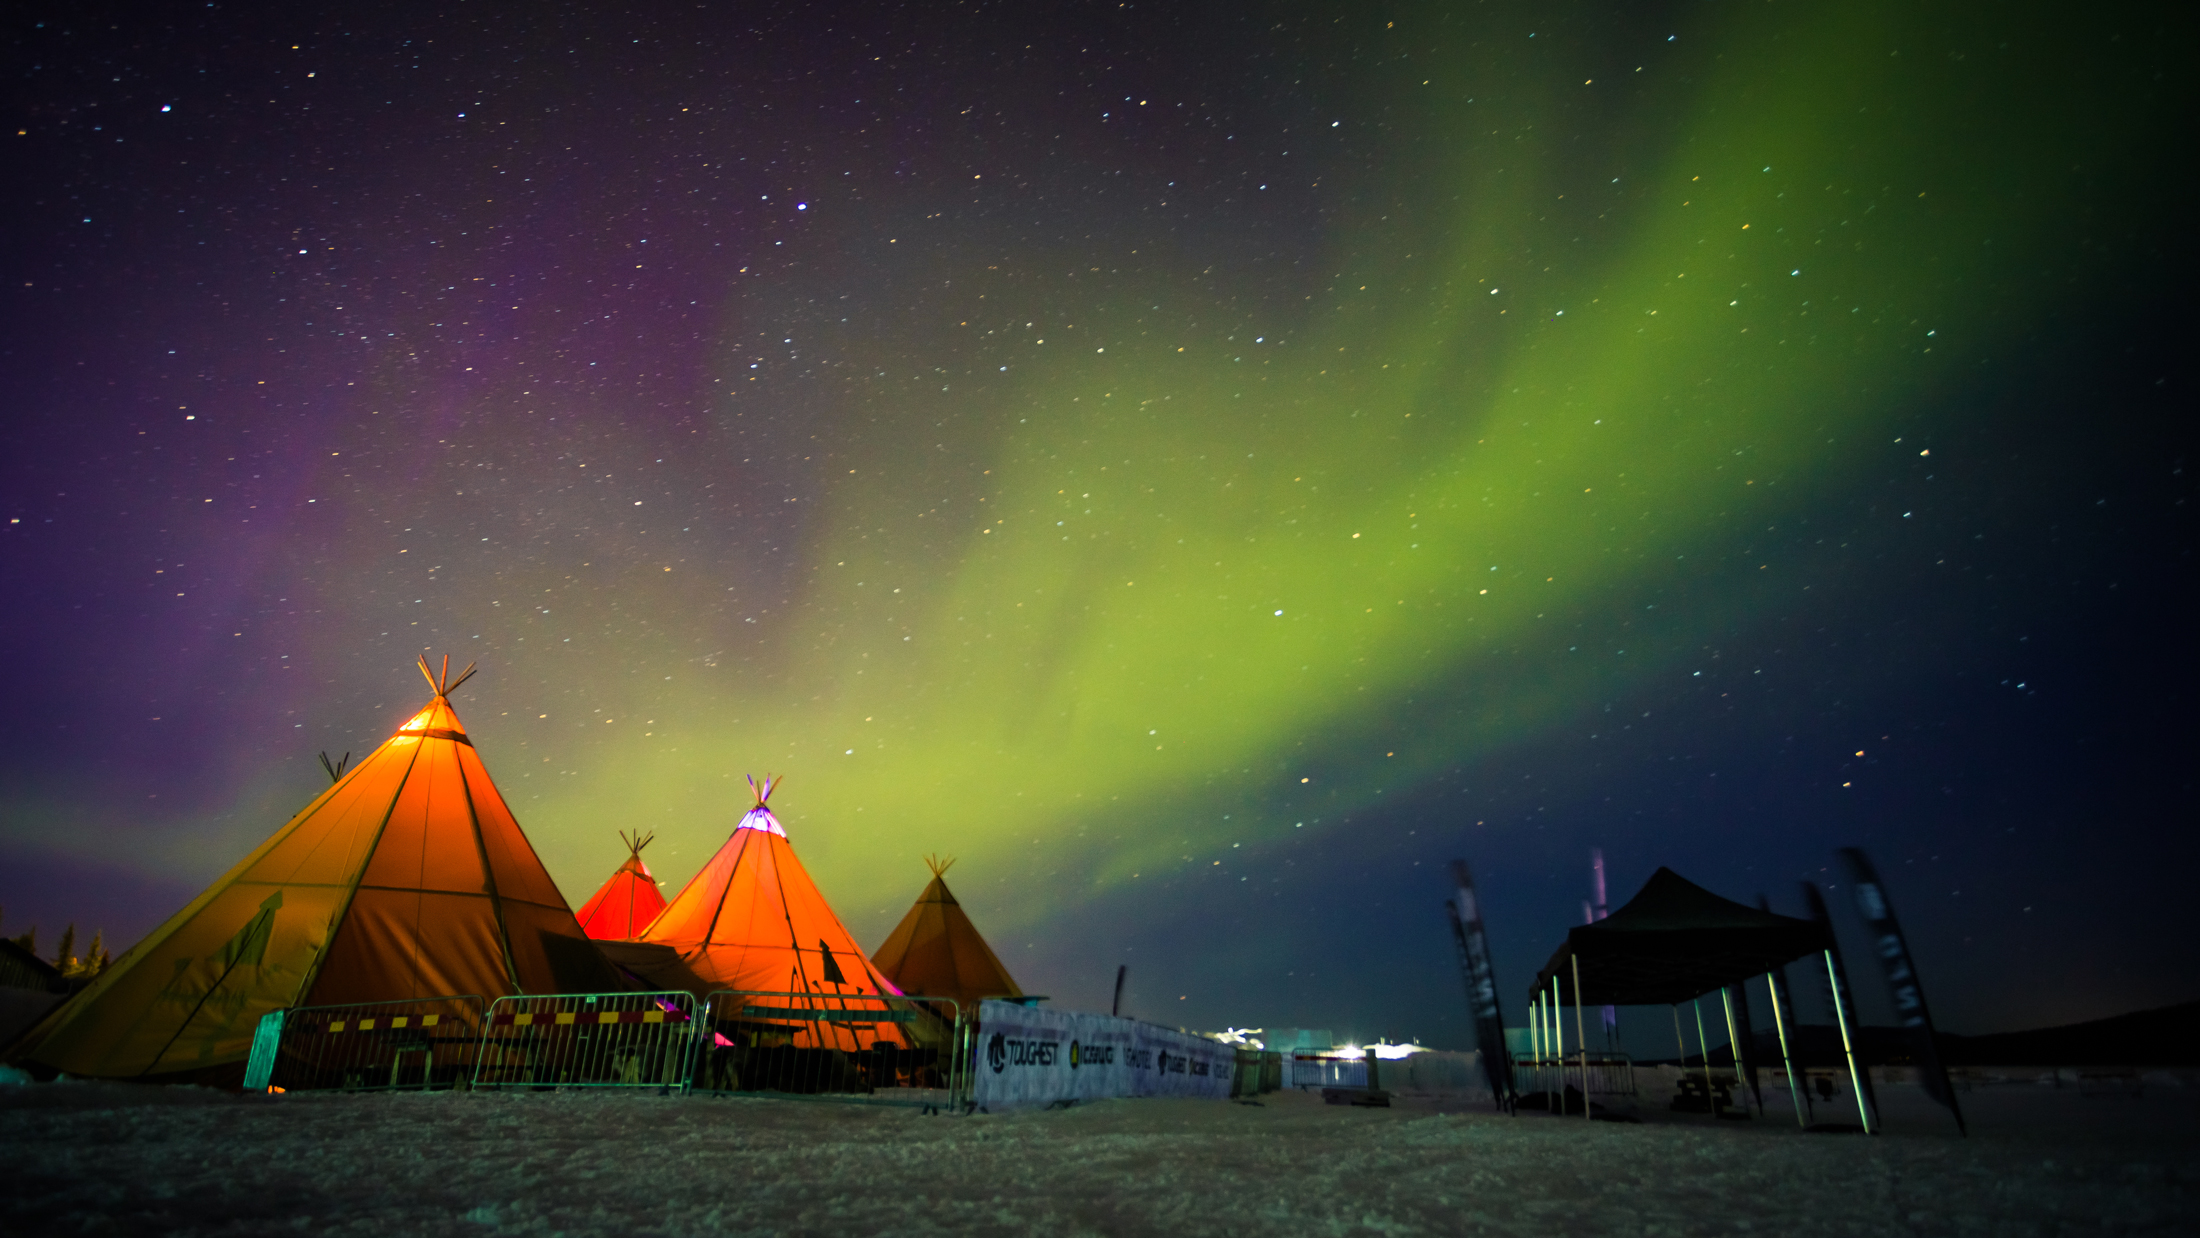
[3,0,2190,1048]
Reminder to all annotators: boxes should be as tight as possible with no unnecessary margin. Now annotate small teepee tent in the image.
[575,831,669,941]
[7,657,617,1083]
[642,776,905,1049]
[870,855,1024,1008]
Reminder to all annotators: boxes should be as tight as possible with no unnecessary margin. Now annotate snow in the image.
[4,1078,2196,1235]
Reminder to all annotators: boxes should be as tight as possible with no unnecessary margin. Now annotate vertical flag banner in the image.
[1838,847,1966,1135]
[1447,860,1516,1108]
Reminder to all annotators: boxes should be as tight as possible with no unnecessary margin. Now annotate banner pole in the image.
[1671,1003,1686,1106]
[1764,972,1806,1127]
[1825,949,1873,1134]
[1529,993,1540,1100]
[1549,976,1564,1113]
[1571,955,1589,1121]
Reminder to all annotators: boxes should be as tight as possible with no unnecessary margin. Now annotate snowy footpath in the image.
[4,1080,2196,1236]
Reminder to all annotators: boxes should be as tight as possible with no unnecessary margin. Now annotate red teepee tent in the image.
[575,831,669,941]
[7,657,617,1083]
[642,776,905,1049]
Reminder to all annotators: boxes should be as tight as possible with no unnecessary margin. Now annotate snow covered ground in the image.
[5,1077,2196,1235]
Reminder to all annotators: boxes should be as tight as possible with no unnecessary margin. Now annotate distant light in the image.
[796,203,807,210]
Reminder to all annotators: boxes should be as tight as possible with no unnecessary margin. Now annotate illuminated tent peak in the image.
[642,776,905,1049]
[6,657,615,1083]
[735,773,786,837]
[575,831,670,942]
[870,855,1024,1009]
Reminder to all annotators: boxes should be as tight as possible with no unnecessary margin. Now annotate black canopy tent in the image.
[1530,868,1828,1005]
[1522,867,1870,1130]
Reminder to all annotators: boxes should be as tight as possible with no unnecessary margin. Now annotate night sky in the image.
[3,1,2190,1050]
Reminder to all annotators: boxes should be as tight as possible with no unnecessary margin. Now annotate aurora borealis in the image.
[3,1,2189,1042]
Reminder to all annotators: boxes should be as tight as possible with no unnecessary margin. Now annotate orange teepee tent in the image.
[870,855,1024,1008]
[575,831,669,941]
[8,657,617,1082]
[642,776,905,1049]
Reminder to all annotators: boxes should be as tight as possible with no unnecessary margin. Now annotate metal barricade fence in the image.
[1287,1053,1367,1089]
[1516,1053,1637,1100]
[697,990,968,1108]
[472,991,699,1091]
[263,995,487,1092]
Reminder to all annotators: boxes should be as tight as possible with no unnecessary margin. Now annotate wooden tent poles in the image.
[416,654,477,698]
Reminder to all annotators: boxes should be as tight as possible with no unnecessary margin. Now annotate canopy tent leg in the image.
[1825,948,1874,1134]
[1671,1004,1687,1100]
[1549,977,1562,1057]
[1571,956,1590,1121]
[1763,971,1807,1128]
[1541,991,1551,1073]
[1719,987,1752,1116]
[1692,998,1717,1118]
[1531,998,1548,1095]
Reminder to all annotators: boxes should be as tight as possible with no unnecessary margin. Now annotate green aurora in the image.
[488,2,2164,929]
[4,2,2177,999]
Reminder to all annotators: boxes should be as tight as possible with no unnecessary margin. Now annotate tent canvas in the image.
[575,831,669,941]
[870,855,1024,1010]
[1531,867,1830,1006]
[7,657,618,1082]
[642,777,907,1049]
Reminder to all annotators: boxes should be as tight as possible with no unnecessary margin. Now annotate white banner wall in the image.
[969,1000,1235,1110]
